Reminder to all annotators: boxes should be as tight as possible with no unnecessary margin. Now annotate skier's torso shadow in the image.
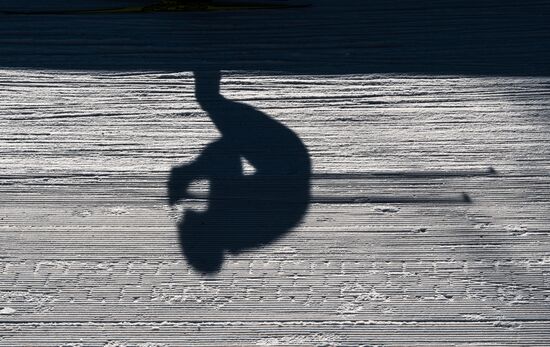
[168,71,311,273]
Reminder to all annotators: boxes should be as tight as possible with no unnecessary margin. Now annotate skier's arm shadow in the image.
[168,71,311,274]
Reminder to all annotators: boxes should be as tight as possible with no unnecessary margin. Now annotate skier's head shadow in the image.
[168,71,311,273]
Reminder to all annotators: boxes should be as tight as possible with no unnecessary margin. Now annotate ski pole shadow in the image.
[168,71,311,273]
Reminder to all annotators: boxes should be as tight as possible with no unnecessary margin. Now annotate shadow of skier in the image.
[168,71,311,273]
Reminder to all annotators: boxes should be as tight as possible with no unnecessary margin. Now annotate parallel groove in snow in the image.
[1,70,549,346]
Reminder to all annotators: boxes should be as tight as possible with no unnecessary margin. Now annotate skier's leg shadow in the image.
[168,71,311,274]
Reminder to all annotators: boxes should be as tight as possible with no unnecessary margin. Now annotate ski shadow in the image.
[167,71,310,273]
